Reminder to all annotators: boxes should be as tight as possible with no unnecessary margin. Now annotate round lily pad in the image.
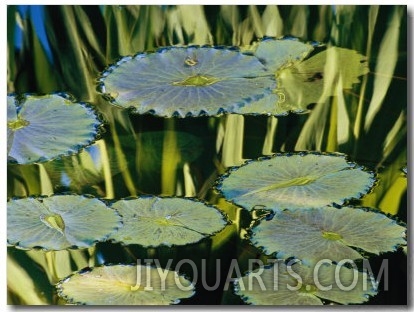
[7,195,122,250]
[250,206,406,263]
[57,264,195,305]
[7,93,101,164]
[217,153,375,211]
[235,260,377,305]
[108,197,227,247]
[98,46,277,117]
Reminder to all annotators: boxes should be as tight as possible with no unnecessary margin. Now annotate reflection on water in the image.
[7,5,407,305]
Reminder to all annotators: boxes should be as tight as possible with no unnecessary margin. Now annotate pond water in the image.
[7,5,407,305]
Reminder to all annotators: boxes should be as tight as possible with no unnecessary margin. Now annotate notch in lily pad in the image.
[7,195,122,250]
[108,196,228,247]
[216,152,376,211]
[7,93,102,164]
[234,260,378,305]
[57,264,195,305]
[250,206,406,264]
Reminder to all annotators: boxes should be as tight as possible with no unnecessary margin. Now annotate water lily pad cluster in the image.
[7,195,227,251]
[98,38,369,117]
[7,93,101,164]
[215,152,406,304]
[98,38,318,117]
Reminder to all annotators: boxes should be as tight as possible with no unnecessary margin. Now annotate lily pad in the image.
[275,46,369,111]
[7,93,101,164]
[98,46,277,117]
[217,153,375,211]
[7,195,121,250]
[250,206,406,263]
[235,260,377,305]
[57,264,195,305]
[108,197,227,247]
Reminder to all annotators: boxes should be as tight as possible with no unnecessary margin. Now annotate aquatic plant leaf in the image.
[7,195,121,250]
[7,94,101,164]
[109,197,227,247]
[235,260,377,305]
[217,153,375,211]
[276,47,369,111]
[247,37,315,72]
[251,206,406,263]
[57,264,194,305]
[99,46,277,117]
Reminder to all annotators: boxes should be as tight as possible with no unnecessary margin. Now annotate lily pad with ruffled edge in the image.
[7,93,102,164]
[7,195,122,250]
[234,260,378,305]
[250,206,406,264]
[108,197,228,247]
[98,46,279,117]
[216,153,375,211]
[57,264,195,305]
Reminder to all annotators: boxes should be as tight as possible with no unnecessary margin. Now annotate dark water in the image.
[7,5,407,305]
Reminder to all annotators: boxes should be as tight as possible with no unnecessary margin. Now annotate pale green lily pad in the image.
[57,264,194,305]
[244,37,315,72]
[109,197,227,247]
[99,46,276,117]
[7,195,121,250]
[217,153,375,211]
[235,260,377,305]
[275,46,369,111]
[251,206,406,264]
[7,93,101,164]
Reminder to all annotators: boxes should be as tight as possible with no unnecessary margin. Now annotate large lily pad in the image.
[98,46,278,117]
[57,264,195,305]
[7,93,101,164]
[108,197,227,247]
[250,206,406,264]
[235,260,377,305]
[217,153,375,211]
[7,195,121,250]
